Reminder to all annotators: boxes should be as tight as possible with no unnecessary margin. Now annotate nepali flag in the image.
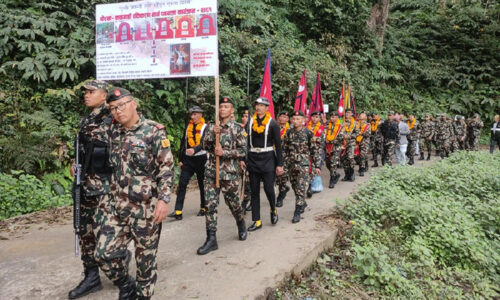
[294,70,307,114]
[308,73,325,119]
[337,83,345,117]
[259,49,275,119]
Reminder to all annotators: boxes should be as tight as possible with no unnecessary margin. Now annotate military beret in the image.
[254,97,270,106]
[220,96,233,106]
[107,87,131,103]
[330,111,339,116]
[189,106,204,114]
[278,111,289,117]
[293,111,305,117]
[310,111,321,117]
[345,108,352,113]
[82,80,108,92]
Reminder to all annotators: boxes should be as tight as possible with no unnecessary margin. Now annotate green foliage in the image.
[0,170,71,220]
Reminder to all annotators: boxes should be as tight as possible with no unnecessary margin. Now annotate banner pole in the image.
[215,76,220,188]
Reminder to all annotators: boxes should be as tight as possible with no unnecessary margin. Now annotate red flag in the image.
[337,82,345,117]
[308,73,324,118]
[259,49,275,119]
[294,70,307,114]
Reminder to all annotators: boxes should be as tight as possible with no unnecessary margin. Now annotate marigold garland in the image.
[371,117,380,132]
[344,117,355,133]
[307,120,321,136]
[407,118,416,130]
[252,112,271,134]
[187,117,205,147]
[326,119,341,142]
[356,122,370,143]
[280,122,289,138]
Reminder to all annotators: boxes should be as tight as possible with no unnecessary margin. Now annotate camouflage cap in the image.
[107,87,131,103]
[189,106,204,114]
[254,97,270,106]
[82,80,108,92]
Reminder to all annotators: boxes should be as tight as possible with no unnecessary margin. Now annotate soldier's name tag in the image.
[161,139,170,148]
[132,141,147,148]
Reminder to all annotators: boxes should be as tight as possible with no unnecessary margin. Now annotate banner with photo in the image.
[96,0,218,80]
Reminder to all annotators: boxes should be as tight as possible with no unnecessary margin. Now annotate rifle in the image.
[73,135,82,257]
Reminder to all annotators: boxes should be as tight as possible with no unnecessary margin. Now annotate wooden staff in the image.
[215,76,220,188]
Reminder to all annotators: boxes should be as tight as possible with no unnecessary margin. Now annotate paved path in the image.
[0,159,431,300]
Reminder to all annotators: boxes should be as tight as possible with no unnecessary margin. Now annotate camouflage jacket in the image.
[420,120,435,139]
[283,127,321,169]
[308,121,326,157]
[370,118,384,141]
[203,119,247,180]
[108,114,174,207]
[435,119,452,140]
[343,118,359,149]
[356,122,372,148]
[78,103,112,196]
[407,119,420,141]
[467,119,484,137]
[454,121,467,140]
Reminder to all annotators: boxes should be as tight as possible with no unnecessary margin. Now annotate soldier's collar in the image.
[89,103,107,117]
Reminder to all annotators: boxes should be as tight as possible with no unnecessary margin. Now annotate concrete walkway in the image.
[2,160,413,300]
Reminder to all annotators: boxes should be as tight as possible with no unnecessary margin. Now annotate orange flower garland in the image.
[407,118,416,130]
[326,119,341,142]
[371,117,380,132]
[252,112,271,134]
[307,120,321,136]
[280,122,289,138]
[187,117,205,147]
[344,117,355,133]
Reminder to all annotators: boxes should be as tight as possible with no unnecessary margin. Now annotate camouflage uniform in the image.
[419,119,435,158]
[202,119,246,232]
[77,103,112,269]
[95,114,174,298]
[307,121,325,183]
[355,121,371,173]
[406,119,420,157]
[325,122,345,178]
[370,117,384,165]
[341,118,359,176]
[467,118,484,150]
[283,127,321,208]
[449,119,459,152]
[380,119,399,165]
[435,118,452,157]
[454,120,467,150]
[275,123,290,194]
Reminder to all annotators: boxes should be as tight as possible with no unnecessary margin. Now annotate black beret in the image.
[107,87,131,103]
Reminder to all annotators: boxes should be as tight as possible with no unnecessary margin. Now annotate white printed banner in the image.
[96,0,218,80]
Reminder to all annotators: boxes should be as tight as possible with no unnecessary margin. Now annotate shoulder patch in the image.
[156,124,165,130]
[243,132,248,137]
[161,139,170,148]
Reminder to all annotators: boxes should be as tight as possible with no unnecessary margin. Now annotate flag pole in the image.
[342,78,345,123]
[215,76,220,188]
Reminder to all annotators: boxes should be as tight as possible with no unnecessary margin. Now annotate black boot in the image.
[341,170,349,181]
[419,152,425,160]
[372,157,379,167]
[292,206,301,223]
[348,168,355,182]
[328,175,335,189]
[333,173,341,185]
[306,185,313,198]
[427,153,431,161]
[299,202,308,214]
[196,208,206,216]
[365,160,369,172]
[115,275,136,300]
[358,166,365,177]
[381,158,386,166]
[276,186,289,207]
[270,209,279,225]
[197,230,218,255]
[247,221,262,231]
[68,266,102,299]
[409,156,414,165]
[237,220,247,241]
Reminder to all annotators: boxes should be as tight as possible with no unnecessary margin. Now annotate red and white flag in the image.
[259,49,275,118]
[337,83,345,117]
[308,73,325,118]
[294,70,307,114]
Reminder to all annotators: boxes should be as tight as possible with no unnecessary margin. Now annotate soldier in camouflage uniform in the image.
[69,80,113,299]
[406,113,420,165]
[325,111,345,188]
[283,111,321,223]
[239,108,251,212]
[355,113,371,176]
[467,113,484,150]
[197,97,247,255]
[341,109,359,181]
[276,111,290,207]
[95,87,174,300]
[370,112,384,167]
[380,111,399,166]
[449,117,459,153]
[435,113,453,158]
[454,116,467,150]
[419,113,434,160]
[306,111,325,196]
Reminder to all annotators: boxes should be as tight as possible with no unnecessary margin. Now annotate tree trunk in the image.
[368,0,390,47]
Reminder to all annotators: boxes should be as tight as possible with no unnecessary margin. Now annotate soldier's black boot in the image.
[306,185,313,198]
[333,172,341,185]
[419,152,425,160]
[68,265,102,299]
[427,153,431,160]
[341,170,349,181]
[196,208,206,216]
[328,175,335,189]
[381,158,386,166]
[237,220,247,241]
[270,209,279,225]
[197,230,218,255]
[276,186,289,207]
[292,206,302,223]
[115,275,136,300]
[409,156,414,165]
[365,161,369,172]
[299,202,308,214]
[359,166,365,177]
[348,168,355,182]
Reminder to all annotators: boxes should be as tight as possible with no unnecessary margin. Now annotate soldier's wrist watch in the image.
[159,195,170,204]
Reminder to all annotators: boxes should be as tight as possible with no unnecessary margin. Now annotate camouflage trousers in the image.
[288,166,309,207]
[437,138,451,155]
[383,140,396,165]
[468,135,480,151]
[420,137,433,154]
[407,139,418,157]
[342,146,356,171]
[357,142,370,168]
[204,176,244,232]
[325,146,341,176]
[450,138,459,152]
[457,138,467,151]
[95,200,161,297]
[79,194,107,268]
[371,135,383,160]
[275,166,289,193]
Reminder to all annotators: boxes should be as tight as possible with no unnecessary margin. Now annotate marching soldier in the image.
[449,116,459,153]
[282,111,321,223]
[435,113,452,158]
[95,87,173,300]
[467,113,484,150]
[325,111,345,188]
[168,106,207,220]
[419,113,434,160]
[245,97,284,231]
[341,109,359,181]
[380,111,399,166]
[355,112,371,176]
[406,113,420,165]
[276,111,290,207]
[197,97,247,255]
[370,112,383,167]
[69,80,113,299]
[239,108,251,212]
[454,116,467,150]
[306,111,325,196]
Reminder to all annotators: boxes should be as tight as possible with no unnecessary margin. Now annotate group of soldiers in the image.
[71,79,486,300]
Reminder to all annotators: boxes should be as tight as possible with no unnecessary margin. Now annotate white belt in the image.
[492,128,500,131]
[194,150,207,156]
[250,147,274,153]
